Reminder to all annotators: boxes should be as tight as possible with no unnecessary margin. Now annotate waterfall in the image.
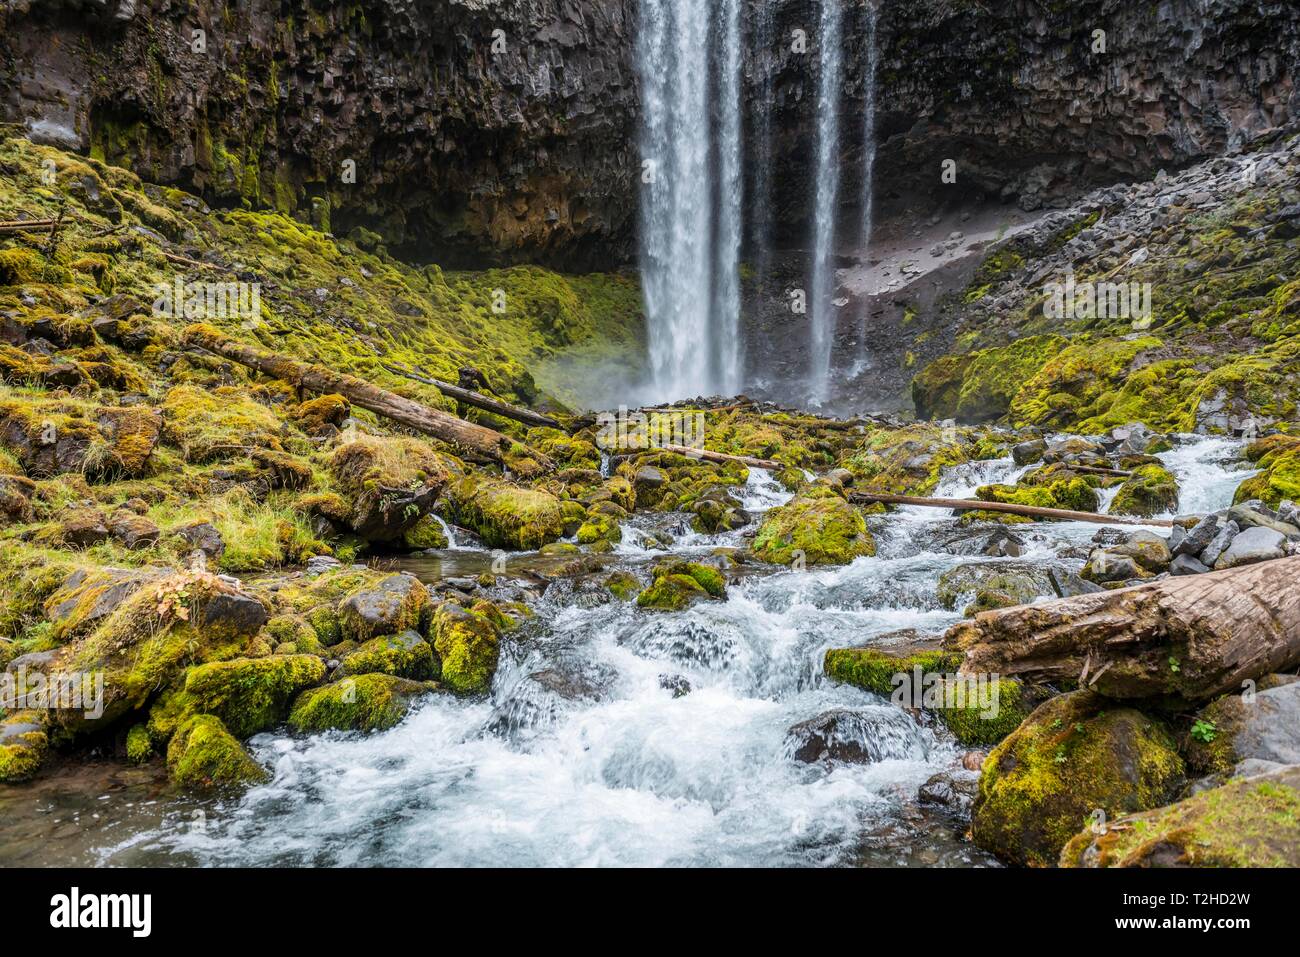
[808,0,845,403]
[713,0,744,395]
[860,2,878,261]
[748,0,777,282]
[857,1,879,355]
[636,0,744,402]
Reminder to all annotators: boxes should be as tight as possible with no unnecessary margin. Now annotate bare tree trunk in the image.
[380,362,563,430]
[183,324,543,466]
[848,491,1173,527]
[947,557,1300,703]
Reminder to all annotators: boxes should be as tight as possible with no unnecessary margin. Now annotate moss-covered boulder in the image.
[752,492,876,566]
[125,723,152,764]
[402,514,450,550]
[339,630,436,680]
[635,561,725,611]
[430,603,501,695]
[935,563,1053,612]
[338,573,428,643]
[166,714,269,792]
[182,654,327,739]
[54,571,268,734]
[0,711,48,783]
[328,435,451,542]
[824,646,961,697]
[443,477,564,551]
[288,674,436,733]
[604,570,641,601]
[824,646,1031,746]
[1110,464,1180,517]
[1061,764,1300,867]
[1233,435,1300,508]
[972,691,1185,866]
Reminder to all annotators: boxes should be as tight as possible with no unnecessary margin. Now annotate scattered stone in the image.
[1214,525,1285,569]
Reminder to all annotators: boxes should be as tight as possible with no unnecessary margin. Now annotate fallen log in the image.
[380,362,563,430]
[660,445,781,470]
[1066,464,1133,478]
[182,324,544,467]
[848,491,1173,527]
[946,556,1300,703]
[0,218,56,232]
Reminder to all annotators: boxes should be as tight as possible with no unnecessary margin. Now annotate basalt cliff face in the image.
[1,0,1296,264]
[0,0,640,270]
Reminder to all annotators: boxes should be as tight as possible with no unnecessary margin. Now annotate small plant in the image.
[1168,656,1181,674]
[1190,719,1218,744]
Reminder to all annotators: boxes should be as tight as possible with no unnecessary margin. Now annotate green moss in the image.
[1110,464,1180,517]
[604,570,640,601]
[1009,337,1164,430]
[1234,435,1300,508]
[402,514,450,550]
[443,477,563,551]
[288,674,435,733]
[430,603,500,695]
[752,494,876,566]
[635,573,707,611]
[1061,766,1300,867]
[182,654,326,739]
[0,712,48,783]
[125,723,153,764]
[914,336,1067,423]
[576,513,622,545]
[824,646,961,697]
[338,631,435,680]
[972,691,1185,866]
[976,477,1100,514]
[166,714,268,792]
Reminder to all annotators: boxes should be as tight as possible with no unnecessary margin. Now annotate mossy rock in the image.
[1060,764,1300,867]
[160,385,285,463]
[338,573,429,643]
[125,723,152,764]
[443,477,564,551]
[935,563,1053,611]
[824,646,961,697]
[976,477,1100,514]
[752,494,876,566]
[824,646,1028,746]
[166,714,268,792]
[972,691,1185,866]
[635,573,707,611]
[288,674,436,733]
[0,711,48,783]
[338,630,436,681]
[402,514,450,550]
[430,603,500,695]
[262,613,323,655]
[182,654,327,739]
[1110,464,1180,517]
[604,570,641,601]
[1234,435,1300,508]
[576,512,622,545]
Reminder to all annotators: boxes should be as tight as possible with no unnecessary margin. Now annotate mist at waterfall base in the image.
[634,0,878,409]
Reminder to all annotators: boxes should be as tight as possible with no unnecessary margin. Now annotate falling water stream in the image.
[0,436,1255,868]
[808,0,845,404]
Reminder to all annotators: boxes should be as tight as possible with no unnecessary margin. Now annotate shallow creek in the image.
[0,436,1253,867]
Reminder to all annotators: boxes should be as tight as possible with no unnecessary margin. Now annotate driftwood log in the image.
[182,324,546,466]
[848,491,1173,527]
[946,556,1300,703]
[380,362,563,430]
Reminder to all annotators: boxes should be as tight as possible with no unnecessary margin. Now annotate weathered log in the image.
[182,324,542,466]
[660,444,781,470]
[946,556,1300,703]
[1066,464,1133,478]
[380,362,563,430]
[848,491,1173,527]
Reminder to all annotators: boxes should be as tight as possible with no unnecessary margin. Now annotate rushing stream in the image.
[0,436,1254,867]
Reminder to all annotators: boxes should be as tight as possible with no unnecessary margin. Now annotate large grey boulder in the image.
[1214,526,1285,570]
